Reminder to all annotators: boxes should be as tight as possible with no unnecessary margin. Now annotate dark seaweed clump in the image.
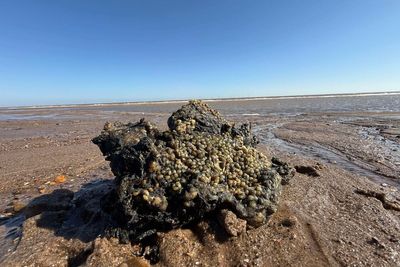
[93,100,293,242]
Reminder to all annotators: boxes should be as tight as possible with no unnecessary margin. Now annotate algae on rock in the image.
[93,100,292,242]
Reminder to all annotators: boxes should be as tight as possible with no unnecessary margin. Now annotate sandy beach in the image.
[1,96,400,266]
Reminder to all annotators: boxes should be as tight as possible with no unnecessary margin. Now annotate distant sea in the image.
[1,92,400,120]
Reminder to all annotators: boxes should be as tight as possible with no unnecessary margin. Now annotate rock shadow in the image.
[1,179,116,247]
[35,179,117,242]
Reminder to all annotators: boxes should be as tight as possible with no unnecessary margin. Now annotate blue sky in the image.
[0,0,399,106]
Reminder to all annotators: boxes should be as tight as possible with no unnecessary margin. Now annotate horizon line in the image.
[1,90,400,109]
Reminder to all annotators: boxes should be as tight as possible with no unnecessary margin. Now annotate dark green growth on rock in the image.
[93,100,293,242]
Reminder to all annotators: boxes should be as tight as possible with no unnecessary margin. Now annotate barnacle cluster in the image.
[93,100,292,242]
[139,129,278,222]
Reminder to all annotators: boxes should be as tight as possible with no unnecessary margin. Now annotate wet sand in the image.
[1,96,400,266]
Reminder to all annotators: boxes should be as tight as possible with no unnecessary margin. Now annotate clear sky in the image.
[0,1,399,106]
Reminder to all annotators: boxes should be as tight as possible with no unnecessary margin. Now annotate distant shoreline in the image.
[2,91,400,110]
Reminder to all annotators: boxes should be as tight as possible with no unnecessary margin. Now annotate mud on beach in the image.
[1,97,400,266]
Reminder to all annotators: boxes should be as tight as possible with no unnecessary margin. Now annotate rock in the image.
[93,100,292,243]
[279,216,298,228]
[294,165,320,177]
[13,201,26,212]
[168,100,259,147]
[54,175,67,184]
[272,157,295,184]
[38,186,46,194]
[167,100,229,135]
[119,257,150,267]
[217,209,247,237]
[367,236,385,249]
[86,238,147,267]
[157,228,204,267]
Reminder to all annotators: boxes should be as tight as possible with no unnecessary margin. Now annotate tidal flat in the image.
[1,94,400,266]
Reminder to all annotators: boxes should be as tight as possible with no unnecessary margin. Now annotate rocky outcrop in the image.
[93,100,293,243]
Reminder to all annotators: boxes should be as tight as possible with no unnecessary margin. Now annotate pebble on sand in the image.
[54,175,67,184]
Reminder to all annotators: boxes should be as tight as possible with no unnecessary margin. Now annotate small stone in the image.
[38,187,46,194]
[294,165,320,177]
[12,201,26,212]
[120,257,150,267]
[217,209,247,237]
[367,237,385,249]
[54,175,66,184]
[279,217,297,228]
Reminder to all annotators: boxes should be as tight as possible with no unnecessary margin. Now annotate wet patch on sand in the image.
[253,120,400,190]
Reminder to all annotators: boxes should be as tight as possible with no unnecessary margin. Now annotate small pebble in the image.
[54,175,66,184]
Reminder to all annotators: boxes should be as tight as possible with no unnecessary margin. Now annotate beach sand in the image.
[0,99,400,266]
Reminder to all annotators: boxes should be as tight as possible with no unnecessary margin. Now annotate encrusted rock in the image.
[168,100,259,147]
[168,100,228,135]
[272,157,295,184]
[93,100,292,242]
[218,209,247,237]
